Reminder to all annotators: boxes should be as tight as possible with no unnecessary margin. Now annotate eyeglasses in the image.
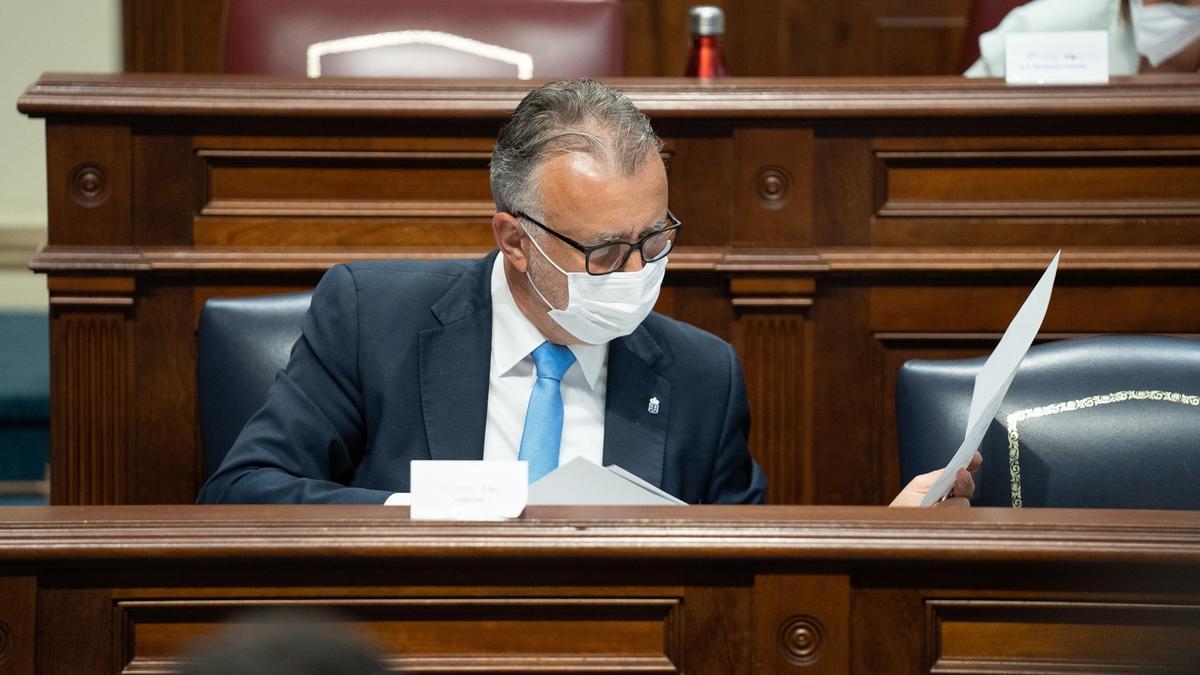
[515,210,681,276]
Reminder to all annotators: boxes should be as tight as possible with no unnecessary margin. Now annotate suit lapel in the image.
[418,253,496,461]
[602,325,670,489]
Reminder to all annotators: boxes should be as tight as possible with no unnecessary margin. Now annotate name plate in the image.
[1005,31,1108,85]
[410,460,527,520]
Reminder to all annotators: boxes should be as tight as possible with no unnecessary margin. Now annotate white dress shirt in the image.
[385,255,607,504]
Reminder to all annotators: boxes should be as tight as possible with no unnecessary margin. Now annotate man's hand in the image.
[889,451,982,508]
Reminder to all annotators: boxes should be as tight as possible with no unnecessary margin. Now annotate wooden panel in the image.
[122,0,225,73]
[753,574,850,673]
[870,284,1200,334]
[734,127,815,246]
[846,0,970,75]
[877,150,1200,217]
[201,150,495,206]
[851,587,925,674]
[38,586,114,675]
[809,285,887,504]
[928,600,1200,673]
[735,0,969,77]
[133,285,199,504]
[133,133,197,246]
[658,129,734,247]
[50,311,132,505]
[2,506,1200,673]
[0,578,35,675]
[680,584,752,674]
[622,0,694,77]
[45,123,132,247]
[733,309,812,505]
[118,598,681,673]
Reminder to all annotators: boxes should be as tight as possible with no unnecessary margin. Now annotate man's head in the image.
[490,79,672,346]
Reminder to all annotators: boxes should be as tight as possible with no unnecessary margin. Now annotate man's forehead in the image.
[536,151,667,230]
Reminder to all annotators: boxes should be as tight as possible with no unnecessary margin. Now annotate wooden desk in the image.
[18,74,1200,506]
[0,506,1197,673]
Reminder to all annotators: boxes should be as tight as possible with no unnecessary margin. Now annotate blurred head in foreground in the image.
[182,609,389,675]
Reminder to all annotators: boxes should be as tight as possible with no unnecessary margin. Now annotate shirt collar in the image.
[490,254,607,390]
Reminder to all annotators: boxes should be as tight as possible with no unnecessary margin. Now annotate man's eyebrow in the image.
[589,232,628,245]
[637,214,672,238]
[586,214,670,246]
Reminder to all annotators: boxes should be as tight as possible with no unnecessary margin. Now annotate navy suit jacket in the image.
[197,252,766,504]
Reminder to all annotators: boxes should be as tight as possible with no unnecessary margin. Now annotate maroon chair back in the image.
[959,0,1030,72]
[225,0,624,78]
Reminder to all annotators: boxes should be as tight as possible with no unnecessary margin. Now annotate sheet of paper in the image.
[410,460,527,520]
[529,457,685,505]
[1005,31,1108,85]
[606,465,687,505]
[920,251,1060,507]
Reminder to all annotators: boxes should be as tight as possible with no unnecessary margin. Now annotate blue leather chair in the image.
[897,335,1200,509]
[198,292,312,480]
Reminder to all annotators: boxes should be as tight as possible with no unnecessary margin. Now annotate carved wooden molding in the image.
[3,506,1193,562]
[876,150,1200,218]
[730,277,816,310]
[51,312,132,504]
[733,312,810,505]
[925,599,1200,674]
[47,276,136,311]
[40,247,1200,276]
[19,74,1200,119]
[118,597,682,674]
[778,615,824,666]
[196,149,496,219]
[0,577,34,673]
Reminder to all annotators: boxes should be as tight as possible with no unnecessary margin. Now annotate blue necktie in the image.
[519,342,576,483]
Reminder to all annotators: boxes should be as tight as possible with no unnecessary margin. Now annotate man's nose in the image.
[622,252,645,273]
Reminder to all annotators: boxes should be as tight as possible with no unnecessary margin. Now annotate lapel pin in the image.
[648,396,660,415]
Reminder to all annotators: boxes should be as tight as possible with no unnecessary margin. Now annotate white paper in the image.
[1005,31,1108,85]
[606,465,687,505]
[410,460,527,520]
[529,457,686,505]
[920,251,1060,506]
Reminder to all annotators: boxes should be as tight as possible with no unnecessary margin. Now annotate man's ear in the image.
[492,212,529,273]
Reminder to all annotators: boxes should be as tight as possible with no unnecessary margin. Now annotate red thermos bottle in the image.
[684,6,727,78]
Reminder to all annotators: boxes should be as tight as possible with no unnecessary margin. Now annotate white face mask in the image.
[523,226,667,345]
[1130,0,1200,67]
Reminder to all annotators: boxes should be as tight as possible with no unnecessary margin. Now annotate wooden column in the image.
[48,278,135,505]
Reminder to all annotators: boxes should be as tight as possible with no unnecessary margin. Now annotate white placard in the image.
[920,252,1060,507]
[410,460,528,520]
[1005,31,1108,85]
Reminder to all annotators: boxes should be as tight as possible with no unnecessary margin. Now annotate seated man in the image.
[198,79,976,506]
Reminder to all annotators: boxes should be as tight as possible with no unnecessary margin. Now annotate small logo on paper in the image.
[648,397,660,415]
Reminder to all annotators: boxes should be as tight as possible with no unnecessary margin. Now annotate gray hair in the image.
[490,78,663,216]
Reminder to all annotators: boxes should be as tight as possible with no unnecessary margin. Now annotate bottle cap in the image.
[688,5,725,37]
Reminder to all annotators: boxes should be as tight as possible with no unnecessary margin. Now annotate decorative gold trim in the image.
[306,30,534,79]
[1005,390,1200,507]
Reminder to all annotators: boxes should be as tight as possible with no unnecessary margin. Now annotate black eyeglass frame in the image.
[514,210,682,276]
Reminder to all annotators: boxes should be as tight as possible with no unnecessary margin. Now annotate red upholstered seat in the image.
[224,0,624,78]
[960,0,1030,72]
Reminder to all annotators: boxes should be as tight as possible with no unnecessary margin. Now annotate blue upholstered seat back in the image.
[898,335,1200,509]
[198,293,312,480]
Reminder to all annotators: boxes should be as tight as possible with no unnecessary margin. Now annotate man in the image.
[198,79,975,506]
